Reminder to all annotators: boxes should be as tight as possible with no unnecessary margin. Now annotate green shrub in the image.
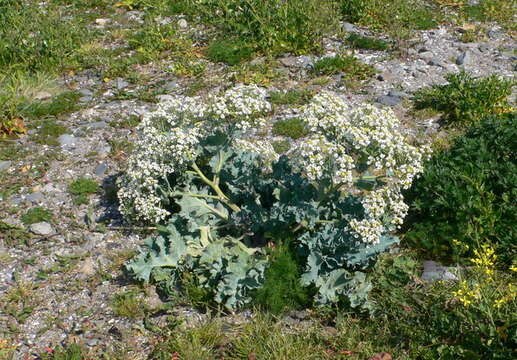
[345,33,389,51]
[312,55,376,79]
[339,0,438,36]
[405,113,516,265]
[23,91,81,120]
[269,89,314,105]
[272,118,309,139]
[191,0,338,55]
[271,140,291,154]
[68,178,99,195]
[207,38,255,66]
[32,119,68,146]
[21,207,53,225]
[253,243,312,314]
[128,19,191,61]
[413,71,514,126]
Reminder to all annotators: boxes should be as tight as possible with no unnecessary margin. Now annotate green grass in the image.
[21,207,53,225]
[413,71,515,126]
[192,0,338,55]
[312,55,376,79]
[253,244,311,314]
[68,178,99,196]
[272,140,291,154]
[32,119,69,146]
[269,89,314,105]
[0,221,31,247]
[339,0,439,38]
[345,33,389,51]
[111,290,146,319]
[128,19,192,62]
[272,118,309,139]
[150,250,517,360]
[0,1,90,73]
[207,38,256,66]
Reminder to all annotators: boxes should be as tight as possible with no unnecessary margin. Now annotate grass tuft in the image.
[313,55,375,79]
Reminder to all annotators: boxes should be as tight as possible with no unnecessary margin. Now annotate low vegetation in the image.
[405,113,516,265]
[413,71,515,125]
[312,55,376,79]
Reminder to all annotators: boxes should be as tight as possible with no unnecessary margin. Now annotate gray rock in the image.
[177,18,188,29]
[478,44,490,53]
[29,222,54,236]
[456,51,472,65]
[78,257,96,276]
[421,260,459,282]
[487,30,501,40]
[163,81,180,91]
[79,96,93,103]
[342,22,357,32]
[26,192,44,203]
[58,134,77,146]
[78,88,93,97]
[249,57,266,66]
[116,78,129,90]
[280,56,300,67]
[94,163,107,176]
[95,18,110,26]
[427,58,444,67]
[376,95,402,106]
[0,160,12,172]
[97,145,111,155]
[377,72,394,82]
[34,91,52,101]
[388,90,408,98]
[88,121,107,129]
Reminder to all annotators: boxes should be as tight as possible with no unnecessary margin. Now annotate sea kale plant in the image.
[119,85,430,310]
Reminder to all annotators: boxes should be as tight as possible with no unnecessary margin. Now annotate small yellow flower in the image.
[510,264,517,272]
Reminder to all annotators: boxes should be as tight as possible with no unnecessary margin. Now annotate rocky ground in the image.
[0,9,515,359]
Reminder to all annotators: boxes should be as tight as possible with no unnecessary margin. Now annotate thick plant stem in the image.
[191,162,241,212]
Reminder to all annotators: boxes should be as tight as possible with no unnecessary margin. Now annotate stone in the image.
[79,96,93,103]
[116,78,129,90]
[427,59,444,67]
[376,95,402,106]
[88,121,107,129]
[95,18,111,26]
[478,44,490,53]
[280,56,299,67]
[0,160,12,172]
[163,81,179,91]
[342,22,357,32]
[97,145,111,155]
[58,134,77,146]
[177,18,188,29]
[421,260,458,282]
[456,51,471,66]
[26,192,44,203]
[249,57,266,66]
[78,88,93,96]
[388,90,408,98]
[376,72,394,82]
[78,257,96,276]
[34,91,52,101]
[29,222,54,236]
[94,163,107,176]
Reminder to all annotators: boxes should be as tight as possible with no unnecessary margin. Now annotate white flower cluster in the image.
[293,91,430,244]
[119,86,429,246]
[117,85,270,222]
